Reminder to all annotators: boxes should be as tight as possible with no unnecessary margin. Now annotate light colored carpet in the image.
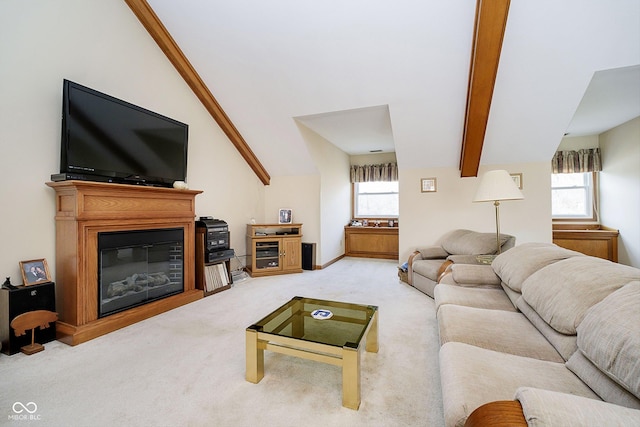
[1,257,444,427]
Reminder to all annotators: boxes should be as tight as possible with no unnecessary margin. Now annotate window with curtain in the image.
[351,163,399,218]
[551,149,601,220]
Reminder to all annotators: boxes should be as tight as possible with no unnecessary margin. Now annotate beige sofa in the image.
[434,242,640,427]
[407,229,515,298]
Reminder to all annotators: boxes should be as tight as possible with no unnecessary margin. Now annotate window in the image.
[353,181,399,218]
[551,172,596,219]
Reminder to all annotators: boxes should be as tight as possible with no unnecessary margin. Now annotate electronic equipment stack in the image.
[195,217,235,296]
[196,217,234,263]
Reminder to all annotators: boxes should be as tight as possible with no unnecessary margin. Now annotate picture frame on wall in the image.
[510,173,523,189]
[421,177,437,193]
[20,258,52,286]
[279,208,293,224]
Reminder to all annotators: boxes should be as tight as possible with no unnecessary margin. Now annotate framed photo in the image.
[421,177,437,193]
[278,208,292,224]
[511,173,523,189]
[20,258,52,286]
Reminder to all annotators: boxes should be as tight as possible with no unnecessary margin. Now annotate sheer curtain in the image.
[551,148,602,173]
[350,163,398,183]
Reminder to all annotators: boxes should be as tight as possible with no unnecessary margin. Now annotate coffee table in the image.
[246,296,379,410]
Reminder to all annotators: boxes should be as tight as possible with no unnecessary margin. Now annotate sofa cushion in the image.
[567,350,640,409]
[516,298,578,361]
[446,264,502,286]
[440,229,508,255]
[521,257,640,335]
[492,242,583,294]
[577,281,640,400]
[515,387,640,427]
[417,246,449,259]
[439,342,600,427]
[434,284,517,312]
[411,259,445,282]
[500,282,523,308]
[438,305,564,362]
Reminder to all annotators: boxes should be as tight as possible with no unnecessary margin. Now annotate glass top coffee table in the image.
[246,296,379,410]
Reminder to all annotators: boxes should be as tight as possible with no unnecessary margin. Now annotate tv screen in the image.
[58,79,188,187]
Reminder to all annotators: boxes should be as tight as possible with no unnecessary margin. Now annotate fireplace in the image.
[98,228,184,318]
[47,180,202,346]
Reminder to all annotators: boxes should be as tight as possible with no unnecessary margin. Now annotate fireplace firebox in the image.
[98,228,184,318]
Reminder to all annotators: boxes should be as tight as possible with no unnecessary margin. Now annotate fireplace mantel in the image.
[47,180,203,345]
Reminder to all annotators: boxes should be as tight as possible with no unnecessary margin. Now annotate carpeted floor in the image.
[1,257,444,427]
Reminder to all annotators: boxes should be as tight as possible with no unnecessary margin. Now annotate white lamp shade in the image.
[473,170,524,202]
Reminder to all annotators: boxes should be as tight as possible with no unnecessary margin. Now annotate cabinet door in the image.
[281,237,301,271]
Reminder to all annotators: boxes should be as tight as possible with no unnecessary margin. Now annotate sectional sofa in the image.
[433,242,640,426]
[407,229,515,297]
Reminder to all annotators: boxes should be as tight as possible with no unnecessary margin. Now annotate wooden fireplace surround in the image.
[47,180,203,345]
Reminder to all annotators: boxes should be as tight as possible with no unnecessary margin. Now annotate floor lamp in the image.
[473,170,524,254]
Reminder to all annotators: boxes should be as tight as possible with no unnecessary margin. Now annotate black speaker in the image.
[302,242,316,271]
[1,281,56,355]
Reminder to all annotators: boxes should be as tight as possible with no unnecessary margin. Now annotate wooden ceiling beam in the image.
[125,0,271,185]
[460,0,511,177]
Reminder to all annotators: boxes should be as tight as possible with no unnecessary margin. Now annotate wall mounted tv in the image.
[53,79,188,188]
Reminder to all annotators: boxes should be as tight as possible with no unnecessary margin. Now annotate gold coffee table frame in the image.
[246,296,378,410]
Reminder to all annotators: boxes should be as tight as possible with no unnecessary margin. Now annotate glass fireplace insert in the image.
[98,228,184,318]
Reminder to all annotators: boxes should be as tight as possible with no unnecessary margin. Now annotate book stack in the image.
[204,263,229,293]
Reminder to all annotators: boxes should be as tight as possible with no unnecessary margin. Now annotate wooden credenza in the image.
[47,180,203,345]
[344,226,399,260]
[552,224,619,262]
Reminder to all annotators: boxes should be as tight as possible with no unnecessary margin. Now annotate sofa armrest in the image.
[515,387,640,426]
[464,401,526,427]
[416,246,449,259]
[407,251,422,286]
[445,264,501,287]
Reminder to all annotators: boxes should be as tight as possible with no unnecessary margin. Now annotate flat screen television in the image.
[54,79,188,187]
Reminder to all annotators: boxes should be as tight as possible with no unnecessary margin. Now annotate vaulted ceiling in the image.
[141,0,639,181]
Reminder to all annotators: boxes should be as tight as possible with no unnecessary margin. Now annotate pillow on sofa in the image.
[521,258,640,335]
[492,242,583,293]
[576,281,640,400]
[417,246,449,259]
[567,349,640,409]
[440,229,508,255]
[515,387,640,427]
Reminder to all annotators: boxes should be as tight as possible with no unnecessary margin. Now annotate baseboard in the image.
[318,254,345,270]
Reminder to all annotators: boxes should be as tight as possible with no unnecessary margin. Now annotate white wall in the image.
[350,152,397,166]
[304,127,351,266]
[599,117,640,267]
[399,162,552,262]
[0,1,264,281]
[263,175,320,265]
[557,135,599,151]
[264,123,351,268]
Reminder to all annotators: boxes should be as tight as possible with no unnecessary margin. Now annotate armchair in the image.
[407,229,515,297]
